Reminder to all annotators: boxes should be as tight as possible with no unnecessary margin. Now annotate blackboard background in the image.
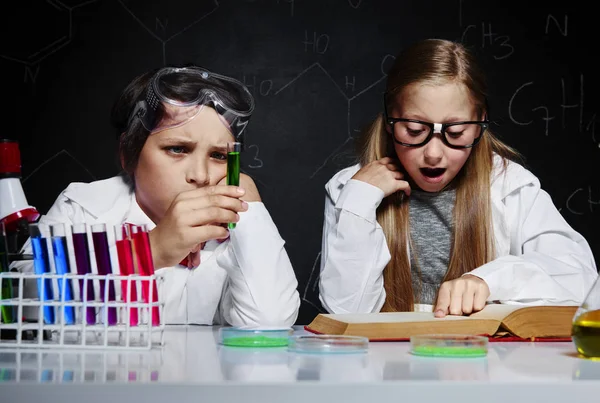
[3,0,598,325]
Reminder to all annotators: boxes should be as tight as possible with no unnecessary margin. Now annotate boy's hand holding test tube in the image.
[147,142,253,269]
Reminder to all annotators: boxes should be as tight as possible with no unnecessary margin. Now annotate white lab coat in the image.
[12,175,300,327]
[319,155,598,314]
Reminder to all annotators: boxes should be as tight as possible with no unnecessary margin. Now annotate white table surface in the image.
[1,325,600,403]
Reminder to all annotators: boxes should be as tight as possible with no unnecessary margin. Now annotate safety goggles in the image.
[127,67,254,139]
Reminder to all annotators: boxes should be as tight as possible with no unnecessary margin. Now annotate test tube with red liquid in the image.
[130,224,160,326]
[115,224,139,326]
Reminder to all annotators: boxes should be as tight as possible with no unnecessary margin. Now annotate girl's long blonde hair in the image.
[356,39,521,312]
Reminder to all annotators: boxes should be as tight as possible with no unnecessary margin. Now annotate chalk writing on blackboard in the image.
[348,0,363,9]
[24,66,41,84]
[117,0,219,64]
[381,54,396,75]
[345,76,356,92]
[303,31,330,54]
[155,17,168,34]
[22,149,97,184]
[561,75,585,132]
[566,188,585,215]
[587,117,598,145]
[273,56,389,177]
[508,74,596,139]
[242,75,274,96]
[546,14,568,36]
[246,144,264,169]
[461,22,514,60]
[276,0,295,17]
[508,81,554,136]
[1,0,98,83]
[565,186,600,216]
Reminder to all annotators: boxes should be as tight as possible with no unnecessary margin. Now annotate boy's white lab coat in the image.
[12,175,300,327]
[319,155,598,314]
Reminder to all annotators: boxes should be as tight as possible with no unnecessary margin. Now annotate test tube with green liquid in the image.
[227,142,241,229]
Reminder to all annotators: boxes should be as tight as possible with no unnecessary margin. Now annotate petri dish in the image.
[219,327,293,347]
[410,334,488,358]
[288,335,369,354]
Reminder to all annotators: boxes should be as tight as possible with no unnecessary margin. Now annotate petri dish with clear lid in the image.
[410,334,488,358]
[219,327,293,347]
[288,335,369,354]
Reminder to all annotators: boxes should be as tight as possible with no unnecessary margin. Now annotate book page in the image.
[318,304,525,325]
[320,312,473,324]
[468,304,522,320]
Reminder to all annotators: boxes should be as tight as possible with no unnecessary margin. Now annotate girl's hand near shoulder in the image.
[351,157,411,197]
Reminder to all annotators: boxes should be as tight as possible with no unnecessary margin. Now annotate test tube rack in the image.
[0,271,165,350]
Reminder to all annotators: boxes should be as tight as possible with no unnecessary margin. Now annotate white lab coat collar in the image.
[62,175,155,229]
[63,176,131,219]
[490,155,538,200]
[489,155,539,257]
[123,194,156,230]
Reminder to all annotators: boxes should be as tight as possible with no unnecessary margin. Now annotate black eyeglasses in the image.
[383,95,489,149]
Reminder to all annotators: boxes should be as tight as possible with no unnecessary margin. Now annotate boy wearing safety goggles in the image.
[14,66,300,327]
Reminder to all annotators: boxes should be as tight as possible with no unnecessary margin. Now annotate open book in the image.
[305,304,579,341]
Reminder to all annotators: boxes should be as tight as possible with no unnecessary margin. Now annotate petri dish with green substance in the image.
[219,327,293,347]
[410,334,488,358]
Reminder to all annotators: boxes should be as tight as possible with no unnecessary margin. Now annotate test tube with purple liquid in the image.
[91,223,117,325]
[71,223,96,325]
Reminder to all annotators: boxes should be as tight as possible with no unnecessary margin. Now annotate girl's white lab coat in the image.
[319,155,598,314]
[12,175,300,327]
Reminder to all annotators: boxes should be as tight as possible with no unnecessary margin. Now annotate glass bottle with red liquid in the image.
[572,276,600,358]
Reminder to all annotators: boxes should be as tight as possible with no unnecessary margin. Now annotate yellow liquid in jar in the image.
[572,309,600,358]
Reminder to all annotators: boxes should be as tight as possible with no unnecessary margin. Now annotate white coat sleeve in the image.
[216,202,300,327]
[319,177,390,314]
[469,182,598,305]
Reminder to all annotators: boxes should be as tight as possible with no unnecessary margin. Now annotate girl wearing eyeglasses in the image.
[13,66,300,327]
[319,39,597,317]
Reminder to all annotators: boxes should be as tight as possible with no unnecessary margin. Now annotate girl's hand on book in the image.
[351,157,411,197]
[433,275,490,318]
